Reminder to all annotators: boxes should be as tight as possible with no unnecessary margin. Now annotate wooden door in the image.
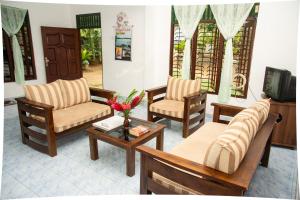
[41,26,82,83]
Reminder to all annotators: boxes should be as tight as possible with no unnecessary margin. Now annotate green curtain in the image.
[1,5,27,84]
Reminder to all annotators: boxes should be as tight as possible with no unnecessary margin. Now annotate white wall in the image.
[3,1,73,98]
[70,5,146,96]
[144,6,171,89]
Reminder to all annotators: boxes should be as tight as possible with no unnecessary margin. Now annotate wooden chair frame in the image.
[146,85,207,138]
[137,102,278,195]
[15,88,115,157]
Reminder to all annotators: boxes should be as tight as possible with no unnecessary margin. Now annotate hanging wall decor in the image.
[114,12,133,61]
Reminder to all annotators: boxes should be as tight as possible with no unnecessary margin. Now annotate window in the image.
[2,12,36,82]
[170,5,259,98]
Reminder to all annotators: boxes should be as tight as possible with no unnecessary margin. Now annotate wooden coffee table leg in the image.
[126,148,135,177]
[89,135,99,160]
[156,130,164,151]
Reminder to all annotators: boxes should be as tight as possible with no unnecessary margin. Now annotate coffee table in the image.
[86,117,165,177]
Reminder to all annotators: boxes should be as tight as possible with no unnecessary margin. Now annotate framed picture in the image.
[114,12,133,61]
[115,37,131,61]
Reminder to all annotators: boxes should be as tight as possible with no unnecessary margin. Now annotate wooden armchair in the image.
[146,85,207,138]
[137,102,278,195]
[16,87,114,157]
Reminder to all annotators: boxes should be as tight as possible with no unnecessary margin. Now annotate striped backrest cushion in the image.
[250,99,270,127]
[24,80,64,110]
[229,107,260,139]
[59,78,91,107]
[165,76,201,101]
[203,115,258,174]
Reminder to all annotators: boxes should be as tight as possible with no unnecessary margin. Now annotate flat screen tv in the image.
[263,67,296,102]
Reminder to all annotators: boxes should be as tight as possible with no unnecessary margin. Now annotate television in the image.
[263,67,296,102]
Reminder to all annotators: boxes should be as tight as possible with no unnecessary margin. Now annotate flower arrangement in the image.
[107,89,145,128]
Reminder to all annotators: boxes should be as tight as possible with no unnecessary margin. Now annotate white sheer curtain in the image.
[174,5,206,79]
[1,5,27,84]
[210,4,253,103]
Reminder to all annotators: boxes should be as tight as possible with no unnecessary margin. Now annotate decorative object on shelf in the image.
[107,89,145,138]
[114,12,133,61]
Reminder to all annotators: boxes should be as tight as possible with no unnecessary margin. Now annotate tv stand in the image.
[270,100,296,149]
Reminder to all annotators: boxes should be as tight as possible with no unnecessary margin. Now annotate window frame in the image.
[169,6,258,99]
[3,12,36,83]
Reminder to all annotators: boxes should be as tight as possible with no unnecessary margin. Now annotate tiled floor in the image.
[1,104,298,198]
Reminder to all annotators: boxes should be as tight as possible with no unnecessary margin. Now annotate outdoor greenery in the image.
[80,28,102,66]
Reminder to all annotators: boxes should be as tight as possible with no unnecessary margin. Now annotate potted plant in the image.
[81,49,92,70]
[107,89,145,133]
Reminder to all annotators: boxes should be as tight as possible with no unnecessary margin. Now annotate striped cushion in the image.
[150,100,184,118]
[32,102,111,133]
[203,118,257,174]
[165,76,201,102]
[229,107,260,139]
[24,80,64,110]
[250,99,270,127]
[59,78,91,108]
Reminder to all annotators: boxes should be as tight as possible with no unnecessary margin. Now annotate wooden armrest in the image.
[15,97,54,110]
[184,91,207,104]
[146,85,167,97]
[89,87,115,100]
[136,145,245,190]
[211,103,245,123]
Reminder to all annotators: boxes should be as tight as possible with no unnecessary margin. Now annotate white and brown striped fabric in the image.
[53,102,110,132]
[229,107,260,139]
[203,109,260,174]
[149,100,184,118]
[165,76,201,102]
[24,80,65,110]
[250,99,270,127]
[59,78,91,108]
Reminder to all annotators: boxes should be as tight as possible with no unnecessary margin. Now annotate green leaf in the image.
[125,89,138,104]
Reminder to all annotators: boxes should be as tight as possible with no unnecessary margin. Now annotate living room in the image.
[1,0,299,199]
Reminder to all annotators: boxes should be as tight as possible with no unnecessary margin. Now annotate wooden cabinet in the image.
[270,100,296,149]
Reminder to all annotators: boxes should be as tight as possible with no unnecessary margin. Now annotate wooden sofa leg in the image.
[261,132,272,167]
[148,112,154,122]
[47,128,57,157]
[140,154,152,194]
[182,120,189,138]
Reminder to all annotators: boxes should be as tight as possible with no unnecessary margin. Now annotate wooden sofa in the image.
[15,78,114,157]
[137,101,278,195]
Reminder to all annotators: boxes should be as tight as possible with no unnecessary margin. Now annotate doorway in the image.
[77,13,103,88]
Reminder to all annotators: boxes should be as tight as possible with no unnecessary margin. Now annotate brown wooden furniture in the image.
[86,117,165,177]
[270,100,296,149]
[15,87,114,157]
[137,103,278,195]
[146,86,207,138]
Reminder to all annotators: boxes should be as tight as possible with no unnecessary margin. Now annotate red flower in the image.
[107,96,117,105]
[121,103,131,111]
[131,96,140,108]
[111,103,123,111]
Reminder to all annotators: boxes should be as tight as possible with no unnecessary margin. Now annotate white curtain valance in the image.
[174,5,206,79]
[210,4,254,103]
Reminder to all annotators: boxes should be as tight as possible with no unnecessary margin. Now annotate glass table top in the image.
[95,118,158,142]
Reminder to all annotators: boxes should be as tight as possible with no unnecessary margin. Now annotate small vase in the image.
[123,115,130,141]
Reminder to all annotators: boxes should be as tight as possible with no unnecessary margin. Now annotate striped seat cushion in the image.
[149,100,184,118]
[203,111,260,174]
[165,76,201,102]
[250,99,270,127]
[24,80,64,110]
[59,78,91,108]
